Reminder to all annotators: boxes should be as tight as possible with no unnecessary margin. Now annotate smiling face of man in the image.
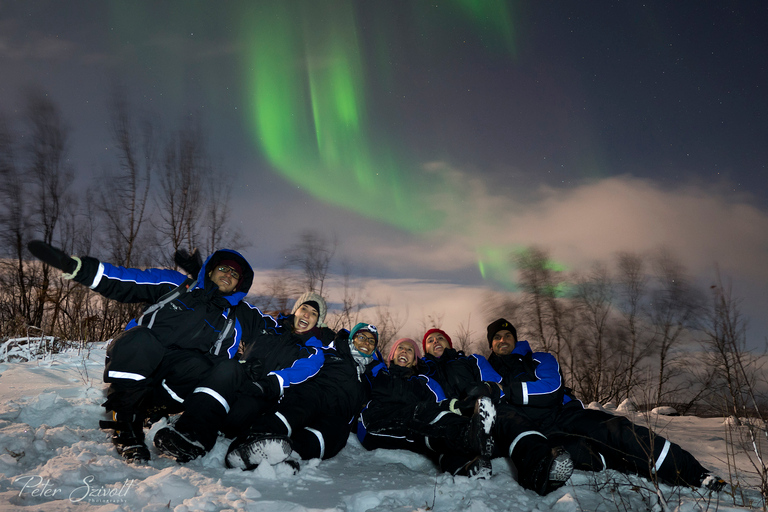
[209,265,240,293]
[491,329,516,356]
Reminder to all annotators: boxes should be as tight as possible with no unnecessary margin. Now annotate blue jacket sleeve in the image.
[90,261,187,303]
[267,336,325,395]
[422,376,447,402]
[504,352,563,407]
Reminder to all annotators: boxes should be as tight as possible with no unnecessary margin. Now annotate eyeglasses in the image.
[354,333,376,345]
[216,265,240,280]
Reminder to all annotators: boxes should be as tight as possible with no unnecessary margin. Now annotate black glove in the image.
[449,397,478,417]
[27,240,80,277]
[175,248,202,277]
[240,358,264,381]
[249,375,281,401]
[465,382,501,402]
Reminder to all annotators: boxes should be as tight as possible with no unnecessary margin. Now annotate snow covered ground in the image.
[0,344,763,511]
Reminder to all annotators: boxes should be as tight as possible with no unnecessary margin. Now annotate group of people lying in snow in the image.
[27,242,726,495]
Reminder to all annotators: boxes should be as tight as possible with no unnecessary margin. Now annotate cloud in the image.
[347,172,768,285]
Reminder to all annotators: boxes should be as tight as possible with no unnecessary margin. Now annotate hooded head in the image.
[388,337,422,367]
[291,291,327,327]
[201,249,254,302]
[486,318,518,351]
[422,328,452,357]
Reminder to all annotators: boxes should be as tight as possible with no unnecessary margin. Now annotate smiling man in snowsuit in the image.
[419,328,574,495]
[150,292,333,464]
[26,240,279,463]
[485,318,726,491]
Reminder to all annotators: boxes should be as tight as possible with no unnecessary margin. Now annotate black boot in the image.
[154,426,207,463]
[519,445,573,495]
[99,412,150,463]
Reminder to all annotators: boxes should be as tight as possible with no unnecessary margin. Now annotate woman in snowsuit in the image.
[419,328,574,495]
[484,318,726,491]
[26,241,278,463]
[225,322,384,470]
[357,337,496,479]
[152,292,332,462]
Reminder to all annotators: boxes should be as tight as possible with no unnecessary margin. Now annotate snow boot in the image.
[225,433,293,470]
[701,474,727,492]
[99,412,150,463]
[154,426,207,463]
[461,397,496,458]
[523,446,573,495]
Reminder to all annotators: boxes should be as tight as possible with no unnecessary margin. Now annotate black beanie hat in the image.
[487,318,517,348]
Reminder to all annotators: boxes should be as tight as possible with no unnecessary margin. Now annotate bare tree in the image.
[700,268,768,503]
[0,112,32,334]
[513,247,571,356]
[572,262,622,403]
[24,89,73,329]
[648,249,704,406]
[615,251,653,399]
[95,89,155,267]
[202,168,245,255]
[282,230,337,296]
[155,122,207,266]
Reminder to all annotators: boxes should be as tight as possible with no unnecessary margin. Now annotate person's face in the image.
[293,304,319,333]
[392,342,416,368]
[425,332,450,358]
[492,330,516,356]
[352,331,376,355]
[209,265,240,294]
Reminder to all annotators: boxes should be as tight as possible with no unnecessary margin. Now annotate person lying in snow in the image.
[153,292,333,463]
[224,322,384,470]
[482,318,727,492]
[26,241,279,463]
[419,328,574,495]
[357,337,496,479]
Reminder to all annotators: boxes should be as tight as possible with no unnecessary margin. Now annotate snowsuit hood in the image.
[199,249,254,305]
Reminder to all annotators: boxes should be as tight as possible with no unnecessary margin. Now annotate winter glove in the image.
[249,375,281,401]
[27,240,82,280]
[240,358,264,381]
[465,381,502,402]
[448,397,478,417]
[174,248,202,277]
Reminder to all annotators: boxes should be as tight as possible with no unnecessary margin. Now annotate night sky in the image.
[1,1,766,346]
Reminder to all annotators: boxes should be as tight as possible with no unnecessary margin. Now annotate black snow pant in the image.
[172,358,275,451]
[547,408,708,487]
[241,374,363,461]
[102,326,214,420]
[359,400,474,458]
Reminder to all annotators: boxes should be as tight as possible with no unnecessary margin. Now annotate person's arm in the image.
[266,337,326,396]
[502,352,564,407]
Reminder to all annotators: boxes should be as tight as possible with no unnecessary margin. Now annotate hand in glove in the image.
[27,240,81,279]
[465,381,502,402]
[240,358,264,381]
[249,375,281,401]
[174,248,202,277]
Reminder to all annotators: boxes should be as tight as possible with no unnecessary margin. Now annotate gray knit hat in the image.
[291,291,327,327]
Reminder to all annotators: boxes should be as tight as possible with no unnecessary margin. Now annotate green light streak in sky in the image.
[239,0,517,234]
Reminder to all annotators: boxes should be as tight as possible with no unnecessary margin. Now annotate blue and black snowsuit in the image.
[70,249,278,419]
[420,348,569,486]
[489,340,710,487]
[357,361,486,462]
[172,313,330,451]
[235,329,380,460]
